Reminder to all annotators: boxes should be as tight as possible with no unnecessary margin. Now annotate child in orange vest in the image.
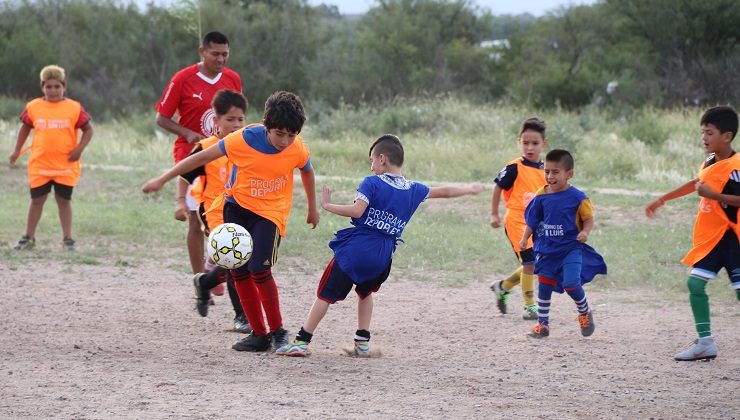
[9,65,93,251]
[646,106,740,361]
[490,117,547,319]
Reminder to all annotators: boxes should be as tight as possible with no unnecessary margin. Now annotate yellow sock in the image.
[521,272,535,306]
[502,266,523,290]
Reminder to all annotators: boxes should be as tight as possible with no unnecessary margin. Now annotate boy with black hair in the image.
[143,91,319,352]
[520,149,607,338]
[275,134,483,357]
[646,105,739,361]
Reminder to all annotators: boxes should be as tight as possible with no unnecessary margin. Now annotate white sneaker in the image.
[674,338,717,361]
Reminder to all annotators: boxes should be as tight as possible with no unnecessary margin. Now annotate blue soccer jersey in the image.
[330,174,430,284]
[524,186,607,288]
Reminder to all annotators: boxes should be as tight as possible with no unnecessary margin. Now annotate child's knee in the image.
[687,275,707,296]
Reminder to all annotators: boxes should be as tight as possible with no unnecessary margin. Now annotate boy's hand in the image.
[645,199,664,218]
[518,238,528,249]
[185,130,205,145]
[695,182,716,199]
[307,207,320,229]
[9,151,19,166]
[577,231,589,243]
[174,201,188,221]
[68,147,83,162]
[142,178,165,193]
[490,214,501,228]
[320,185,332,209]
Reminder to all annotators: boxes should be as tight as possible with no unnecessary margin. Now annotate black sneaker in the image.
[14,235,35,250]
[62,237,75,251]
[233,314,252,334]
[232,333,271,352]
[270,327,290,351]
[192,273,211,317]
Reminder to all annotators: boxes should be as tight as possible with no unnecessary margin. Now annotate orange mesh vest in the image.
[221,124,310,236]
[682,153,740,266]
[25,98,83,187]
[196,135,229,209]
[502,158,546,225]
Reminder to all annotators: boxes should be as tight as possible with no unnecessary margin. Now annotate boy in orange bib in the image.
[646,106,740,361]
[9,65,93,251]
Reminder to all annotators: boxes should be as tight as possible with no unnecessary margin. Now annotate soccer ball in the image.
[207,223,253,269]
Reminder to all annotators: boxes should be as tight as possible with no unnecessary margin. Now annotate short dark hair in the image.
[369,134,404,166]
[202,31,229,48]
[262,91,306,133]
[212,89,247,116]
[546,149,574,171]
[701,106,738,141]
[520,117,546,137]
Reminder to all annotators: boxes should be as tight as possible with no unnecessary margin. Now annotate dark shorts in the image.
[224,201,281,274]
[504,226,535,265]
[316,258,391,304]
[691,229,740,289]
[30,181,73,200]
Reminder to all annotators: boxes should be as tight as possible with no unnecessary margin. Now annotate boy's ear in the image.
[566,169,574,179]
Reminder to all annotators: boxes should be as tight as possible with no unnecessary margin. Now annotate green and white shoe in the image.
[522,304,538,320]
[275,340,310,357]
[344,340,371,357]
[491,281,510,314]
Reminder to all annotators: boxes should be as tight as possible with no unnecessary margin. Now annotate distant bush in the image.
[0,95,24,120]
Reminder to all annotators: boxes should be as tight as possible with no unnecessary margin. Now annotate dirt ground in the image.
[1,259,739,419]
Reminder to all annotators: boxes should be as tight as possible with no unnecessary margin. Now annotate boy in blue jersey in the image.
[276,134,483,357]
[519,149,607,338]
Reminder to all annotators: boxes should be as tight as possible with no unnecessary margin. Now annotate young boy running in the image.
[490,117,547,319]
[177,89,250,333]
[645,106,739,361]
[275,134,483,357]
[520,149,607,338]
[143,91,319,352]
[9,65,93,251]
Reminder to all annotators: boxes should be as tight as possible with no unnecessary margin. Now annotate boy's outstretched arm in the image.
[645,179,697,218]
[428,183,485,199]
[300,167,320,229]
[321,185,368,219]
[490,184,503,228]
[142,144,224,193]
[696,182,740,207]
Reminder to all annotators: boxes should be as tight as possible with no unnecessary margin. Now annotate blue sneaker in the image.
[275,340,310,357]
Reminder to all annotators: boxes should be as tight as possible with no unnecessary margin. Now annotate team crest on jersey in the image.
[200,109,217,136]
[522,191,535,206]
[35,118,47,130]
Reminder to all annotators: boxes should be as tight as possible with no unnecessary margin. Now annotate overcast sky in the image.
[306,0,598,16]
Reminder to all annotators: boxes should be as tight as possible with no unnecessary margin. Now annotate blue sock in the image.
[565,286,589,314]
[537,282,555,325]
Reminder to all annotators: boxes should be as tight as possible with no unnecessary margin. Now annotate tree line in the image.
[0,0,737,120]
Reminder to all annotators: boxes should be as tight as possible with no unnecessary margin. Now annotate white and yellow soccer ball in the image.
[207,223,253,269]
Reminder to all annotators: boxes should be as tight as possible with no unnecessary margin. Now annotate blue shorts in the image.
[536,247,583,290]
[691,230,740,289]
[223,201,281,274]
[316,258,391,304]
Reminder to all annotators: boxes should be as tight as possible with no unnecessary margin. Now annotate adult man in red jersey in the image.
[156,31,243,274]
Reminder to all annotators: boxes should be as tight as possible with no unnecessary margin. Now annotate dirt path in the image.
[1,260,738,419]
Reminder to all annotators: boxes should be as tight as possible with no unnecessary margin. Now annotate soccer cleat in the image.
[192,273,211,317]
[344,340,372,357]
[233,314,251,334]
[491,280,510,314]
[577,312,595,337]
[232,333,271,352]
[527,322,549,338]
[275,340,310,357]
[270,327,290,351]
[62,237,75,251]
[674,339,718,361]
[522,304,538,320]
[14,235,35,250]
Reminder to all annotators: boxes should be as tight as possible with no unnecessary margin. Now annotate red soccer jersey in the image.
[155,64,242,161]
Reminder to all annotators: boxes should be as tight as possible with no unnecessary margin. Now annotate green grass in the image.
[1,99,735,303]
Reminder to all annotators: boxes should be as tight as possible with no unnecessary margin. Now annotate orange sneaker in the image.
[578,312,595,337]
[527,322,549,338]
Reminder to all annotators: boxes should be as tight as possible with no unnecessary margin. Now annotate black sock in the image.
[355,329,370,342]
[296,327,313,343]
[198,267,228,290]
